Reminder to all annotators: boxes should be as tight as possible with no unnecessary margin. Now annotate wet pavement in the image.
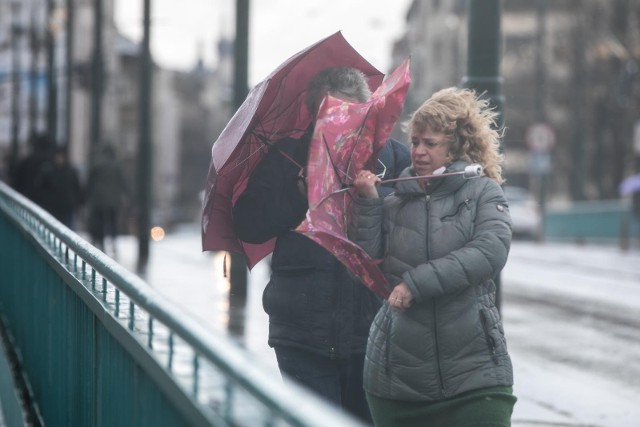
[115,226,640,427]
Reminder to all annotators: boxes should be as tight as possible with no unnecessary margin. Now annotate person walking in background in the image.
[40,146,84,229]
[11,133,55,207]
[86,143,128,256]
[232,67,409,424]
[11,134,82,228]
[632,189,640,248]
[350,87,516,426]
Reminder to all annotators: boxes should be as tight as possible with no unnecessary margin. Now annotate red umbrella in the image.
[201,32,384,267]
[294,58,411,298]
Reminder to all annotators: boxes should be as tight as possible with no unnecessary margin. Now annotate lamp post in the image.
[9,1,24,178]
[462,0,504,310]
[28,4,44,138]
[64,0,75,149]
[137,0,153,273]
[46,0,58,142]
[462,0,504,124]
[229,0,250,299]
[90,0,103,164]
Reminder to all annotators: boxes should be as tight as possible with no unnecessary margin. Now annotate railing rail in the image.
[544,198,631,247]
[0,181,365,427]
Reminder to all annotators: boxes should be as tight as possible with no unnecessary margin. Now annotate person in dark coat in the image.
[86,144,128,255]
[12,133,55,207]
[38,146,84,228]
[232,67,409,423]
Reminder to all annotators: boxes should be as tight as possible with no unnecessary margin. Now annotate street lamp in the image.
[46,0,65,142]
[28,3,46,138]
[462,0,505,310]
[9,1,25,177]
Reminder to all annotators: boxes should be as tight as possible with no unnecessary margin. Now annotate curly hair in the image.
[406,87,505,184]
[305,67,372,115]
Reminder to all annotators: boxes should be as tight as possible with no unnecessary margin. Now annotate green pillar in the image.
[9,9,23,179]
[535,0,549,236]
[90,0,103,163]
[229,0,250,299]
[64,0,75,149]
[137,0,152,273]
[28,9,40,138]
[462,0,504,310]
[46,0,58,142]
[462,0,504,127]
[569,9,586,201]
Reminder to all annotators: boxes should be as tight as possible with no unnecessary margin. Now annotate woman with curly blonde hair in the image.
[349,87,516,426]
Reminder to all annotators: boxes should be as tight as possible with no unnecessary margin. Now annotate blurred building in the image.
[393,0,640,203]
[0,0,233,232]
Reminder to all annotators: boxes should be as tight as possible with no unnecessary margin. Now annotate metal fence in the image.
[0,181,366,427]
[544,199,631,247]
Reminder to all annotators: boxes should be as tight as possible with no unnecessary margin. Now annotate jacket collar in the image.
[395,160,470,197]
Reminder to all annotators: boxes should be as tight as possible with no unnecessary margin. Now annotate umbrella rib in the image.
[343,108,373,181]
[220,143,268,174]
[321,134,351,183]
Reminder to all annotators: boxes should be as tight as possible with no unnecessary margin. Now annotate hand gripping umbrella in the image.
[294,58,412,298]
[201,31,384,267]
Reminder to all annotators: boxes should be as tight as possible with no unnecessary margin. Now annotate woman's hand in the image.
[388,282,414,312]
[353,170,381,199]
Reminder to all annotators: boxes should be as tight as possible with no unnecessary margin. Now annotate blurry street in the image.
[116,224,640,427]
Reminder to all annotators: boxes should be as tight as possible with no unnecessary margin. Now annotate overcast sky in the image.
[114,0,413,85]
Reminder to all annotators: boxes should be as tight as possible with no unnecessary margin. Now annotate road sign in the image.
[530,151,552,176]
[526,123,555,153]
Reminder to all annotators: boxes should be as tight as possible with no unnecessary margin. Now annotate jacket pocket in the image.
[480,307,507,364]
[440,198,472,221]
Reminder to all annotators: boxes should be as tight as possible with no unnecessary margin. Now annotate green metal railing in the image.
[544,199,631,246]
[0,181,365,427]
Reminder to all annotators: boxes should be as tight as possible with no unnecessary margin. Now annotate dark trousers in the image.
[274,345,372,424]
[89,207,118,249]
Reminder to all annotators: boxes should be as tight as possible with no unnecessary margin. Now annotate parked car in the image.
[504,186,542,240]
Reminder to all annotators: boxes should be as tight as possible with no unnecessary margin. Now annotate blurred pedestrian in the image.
[232,67,409,424]
[86,144,128,255]
[37,146,84,229]
[619,172,640,248]
[11,133,55,207]
[632,189,640,248]
[350,87,516,426]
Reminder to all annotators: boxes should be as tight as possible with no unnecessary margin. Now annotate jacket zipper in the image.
[440,198,471,221]
[425,195,446,396]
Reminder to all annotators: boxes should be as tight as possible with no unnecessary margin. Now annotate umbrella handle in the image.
[380,164,483,185]
[313,164,483,206]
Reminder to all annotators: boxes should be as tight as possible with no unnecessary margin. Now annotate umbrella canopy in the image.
[295,58,411,298]
[619,173,640,196]
[201,31,384,267]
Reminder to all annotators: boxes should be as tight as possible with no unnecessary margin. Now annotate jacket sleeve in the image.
[349,196,385,259]
[402,180,512,302]
[232,149,308,244]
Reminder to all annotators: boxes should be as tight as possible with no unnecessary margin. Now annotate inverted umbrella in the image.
[294,58,412,298]
[201,31,384,267]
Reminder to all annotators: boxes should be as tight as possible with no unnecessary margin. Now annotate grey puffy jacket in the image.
[349,161,514,401]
